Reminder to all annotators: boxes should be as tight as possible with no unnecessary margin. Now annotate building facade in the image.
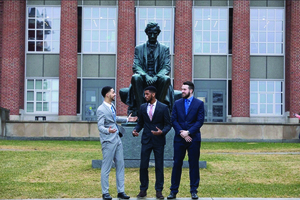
[0,0,299,123]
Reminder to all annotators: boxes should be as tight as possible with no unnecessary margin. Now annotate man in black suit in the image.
[132,86,172,199]
[167,81,205,199]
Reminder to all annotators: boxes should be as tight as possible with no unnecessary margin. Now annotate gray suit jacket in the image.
[97,102,127,144]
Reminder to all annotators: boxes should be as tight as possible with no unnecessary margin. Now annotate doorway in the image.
[194,80,226,122]
[82,79,115,121]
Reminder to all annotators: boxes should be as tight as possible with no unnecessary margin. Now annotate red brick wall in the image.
[59,0,78,116]
[0,0,3,104]
[116,0,135,116]
[0,0,25,115]
[285,0,291,112]
[289,0,300,118]
[231,0,250,117]
[285,0,291,111]
[174,0,193,90]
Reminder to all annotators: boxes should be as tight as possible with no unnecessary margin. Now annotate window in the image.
[82,7,117,53]
[26,79,59,114]
[136,7,174,53]
[250,9,284,54]
[27,7,61,53]
[250,81,283,115]
[194,8,228,54]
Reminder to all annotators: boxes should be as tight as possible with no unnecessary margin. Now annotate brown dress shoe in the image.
[137,190,147,198]
[156,191,164,199]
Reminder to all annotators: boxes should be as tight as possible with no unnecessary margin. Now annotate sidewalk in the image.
[2,198,300,200]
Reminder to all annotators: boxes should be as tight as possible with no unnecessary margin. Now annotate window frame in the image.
[82,6,117,54]
[136,6,175,55]
[25,78,59,114]
[193,7,229,55]
[26,6,61,53]
[250,80,284,116]
[250,8,284,55]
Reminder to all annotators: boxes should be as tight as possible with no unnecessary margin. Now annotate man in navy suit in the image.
[132,86,172,199]
[167,81,205,199]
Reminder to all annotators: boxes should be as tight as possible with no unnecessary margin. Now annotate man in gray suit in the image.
[97,86,137,200]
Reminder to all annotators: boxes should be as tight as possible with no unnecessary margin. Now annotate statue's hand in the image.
[145,75,153,85]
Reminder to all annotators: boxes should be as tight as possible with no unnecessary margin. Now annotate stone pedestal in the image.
[92,127,207,168]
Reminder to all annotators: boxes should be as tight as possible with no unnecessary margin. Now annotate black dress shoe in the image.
[118,192,130,199]
[156,191,164,199]
[167,192,176,199]
[137,190,147,198]
[102,193,112,200]
[191,193,198,199]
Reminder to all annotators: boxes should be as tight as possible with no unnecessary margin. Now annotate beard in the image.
[146,96,153,103]
[182,91,190,99]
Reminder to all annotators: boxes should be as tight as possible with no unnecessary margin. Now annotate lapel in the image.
[103,102,115,122]
[154,42,160,74]
[151,101,160,121]
[143,43,148,70]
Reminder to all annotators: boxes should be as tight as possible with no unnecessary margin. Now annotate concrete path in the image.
[2,198,300,200]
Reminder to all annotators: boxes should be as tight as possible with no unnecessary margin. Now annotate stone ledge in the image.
[92,160,207,168]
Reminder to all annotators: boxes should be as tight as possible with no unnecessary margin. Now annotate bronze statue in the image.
[120,22,180,116]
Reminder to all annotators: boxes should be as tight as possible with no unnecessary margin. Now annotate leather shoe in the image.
[191,193,198,199]
[167,192,176,199]
[102,193,112,200]
[137,190,147,198]
[156,191,164,199]
[118,192,130,199]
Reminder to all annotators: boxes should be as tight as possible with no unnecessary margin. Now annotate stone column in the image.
[58,0,78,120]
[0,0,25,120]
[231,0,250,122]
[288,0,300,123]
[174,0,193,90]
[116,0,135,116]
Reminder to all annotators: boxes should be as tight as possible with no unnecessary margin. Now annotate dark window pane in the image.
[28,41,35,51]
[36,41,43,51]
[37,30,43,40]
[28,7,35,17]
[28,19,35,29]
[28,30,35,40]
[37,19,43,29]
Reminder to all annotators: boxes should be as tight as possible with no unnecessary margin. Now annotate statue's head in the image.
[145,22,161,44]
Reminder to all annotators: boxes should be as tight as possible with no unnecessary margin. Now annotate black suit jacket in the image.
[134,100,171,146]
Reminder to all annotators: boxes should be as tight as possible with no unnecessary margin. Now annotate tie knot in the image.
[186,99,190,103]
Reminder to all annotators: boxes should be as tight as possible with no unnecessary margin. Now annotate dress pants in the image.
[170,140,201,194]
[101,136,125,194]
[140,142,165,192]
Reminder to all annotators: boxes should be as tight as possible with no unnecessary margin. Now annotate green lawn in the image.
[0,140,299,199]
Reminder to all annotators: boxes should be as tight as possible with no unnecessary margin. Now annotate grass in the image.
[0,140,299,199]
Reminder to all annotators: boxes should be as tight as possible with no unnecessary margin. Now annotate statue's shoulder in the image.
[157,42,170,51]
[135,43,146,49]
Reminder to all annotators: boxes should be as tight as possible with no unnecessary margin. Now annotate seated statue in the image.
[119,22,181,116]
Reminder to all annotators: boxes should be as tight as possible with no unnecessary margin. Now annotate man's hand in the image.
[180,130,189,138]
[184,135,192,142]
[132,129,139,137]
[151,127,163,135]
[108,126,117,133]
[128,113,138,122]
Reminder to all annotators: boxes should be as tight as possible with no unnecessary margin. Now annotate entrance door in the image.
[194,81,226,122]
[82,79,115,121]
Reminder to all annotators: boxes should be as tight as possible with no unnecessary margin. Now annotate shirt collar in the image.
[148,100,157,107]
[185,95,194,102]
[103,101,112,108]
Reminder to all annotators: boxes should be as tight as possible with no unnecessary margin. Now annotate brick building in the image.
[0,0,299,123]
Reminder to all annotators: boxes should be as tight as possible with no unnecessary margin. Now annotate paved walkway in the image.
[2,198,300,200]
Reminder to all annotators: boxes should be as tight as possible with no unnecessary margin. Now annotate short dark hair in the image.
[144,22,161,35]
[101,86,113,97]
[144,86,157,93]
[183,81,194,93]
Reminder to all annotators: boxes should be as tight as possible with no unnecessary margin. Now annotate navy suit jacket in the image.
[171,97,205,142]
[134,100,172,146]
